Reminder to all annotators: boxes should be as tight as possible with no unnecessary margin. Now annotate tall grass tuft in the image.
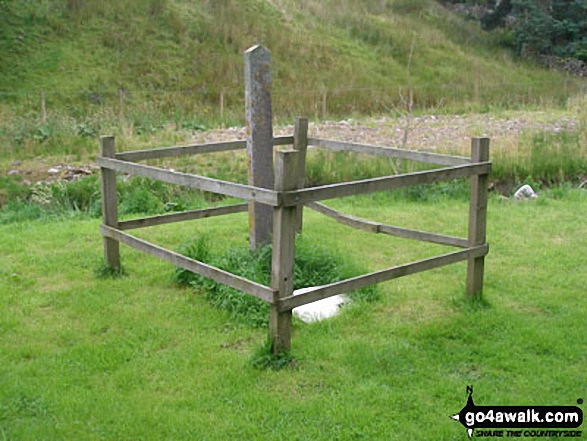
[491,130,587,185]
[174,235,378,328]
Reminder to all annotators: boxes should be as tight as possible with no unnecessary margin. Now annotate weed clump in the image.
[249,339,297,371]
[174,235,378,328]
[94,263,126,279]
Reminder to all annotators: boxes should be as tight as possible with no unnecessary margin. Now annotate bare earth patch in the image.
[3,111,580,183]
[195,110,579,153]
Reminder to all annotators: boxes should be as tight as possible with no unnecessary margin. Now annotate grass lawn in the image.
[1,191,586,440]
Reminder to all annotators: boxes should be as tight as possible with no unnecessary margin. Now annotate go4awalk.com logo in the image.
[451,386,583,439]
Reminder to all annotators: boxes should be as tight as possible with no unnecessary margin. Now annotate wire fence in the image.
[1,78,585,126]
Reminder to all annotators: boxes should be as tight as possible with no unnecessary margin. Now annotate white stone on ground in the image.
[292,286,349,323]
[514,184,537,200]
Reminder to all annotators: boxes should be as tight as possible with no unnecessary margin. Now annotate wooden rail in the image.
[308,138,471,166]
[115,136,293,162]
[307,202,469,248]
[118,203,248,230]
[281,162,491,206]
[96,156,280,206]
[100,225,276,302]
[278,244,489,312]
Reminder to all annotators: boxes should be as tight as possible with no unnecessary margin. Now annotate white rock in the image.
[292,286,349,323]
[514,184,538,200]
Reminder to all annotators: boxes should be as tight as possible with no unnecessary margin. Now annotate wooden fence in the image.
[98,45,491,354]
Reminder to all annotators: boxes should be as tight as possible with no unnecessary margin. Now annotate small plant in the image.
[180,120,207,132]
[164,201,187,212]
[0,175,31,206]
[174,236,211,286]
[451,291,492,312]
[76,122,96,138]
[33,125,51,143]
[119,186,163,215]
[94,262,126,279]
[249,339,297,371]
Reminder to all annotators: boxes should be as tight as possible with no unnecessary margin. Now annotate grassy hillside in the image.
[0,0,579,122]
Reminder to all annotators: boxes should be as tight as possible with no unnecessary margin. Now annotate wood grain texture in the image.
[270,150,299,353]
[279,245,489,311]
[308,138,471,166]
[307,202,468,247]
[467,138,490,296]
[116,140,246,161]
[114,136,292,162]
[99,136,120,269]
[96,157,280,206]
[118,203,248,230]
[100,225,275,302]
[293,118,309,233]
[245,45,274,249]
[282,162,491,206]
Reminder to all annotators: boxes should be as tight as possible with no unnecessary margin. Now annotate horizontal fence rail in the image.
[96,156,280,206]
[100,225,276,303]
[308,138,471,166]
[116,140,246,162]
[279,244,489,312]
[307,202,469,248]
[115,136,294,162]
[282,162,491,206]
[118,203,248,230]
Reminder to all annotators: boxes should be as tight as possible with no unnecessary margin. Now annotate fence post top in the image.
[244,45,270,56]
[276,148,299,158]
[470,137,490,162]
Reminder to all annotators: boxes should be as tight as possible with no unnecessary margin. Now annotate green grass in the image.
[1,190,586,439]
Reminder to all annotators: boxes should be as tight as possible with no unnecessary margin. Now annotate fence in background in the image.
[2,77,585,126]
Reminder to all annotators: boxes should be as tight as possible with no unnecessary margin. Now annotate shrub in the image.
[0,175,31,206]
[175,236,378,327]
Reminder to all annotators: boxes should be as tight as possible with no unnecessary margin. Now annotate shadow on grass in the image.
[450,290,492,312]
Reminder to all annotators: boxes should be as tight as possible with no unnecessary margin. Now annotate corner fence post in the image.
[99,135,120,270]
[293,117,308,233]
[270,150,299,354]
[467,137,490,296]
[244,45,274,250]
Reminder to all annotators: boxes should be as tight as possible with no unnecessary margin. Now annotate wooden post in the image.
[293,117,308,233]
[466,137,489,296]
[40,89,47,122]
[321,89,327,119]
[100,136,120,270]
[244,45,274,250]
[270,149,299,353]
